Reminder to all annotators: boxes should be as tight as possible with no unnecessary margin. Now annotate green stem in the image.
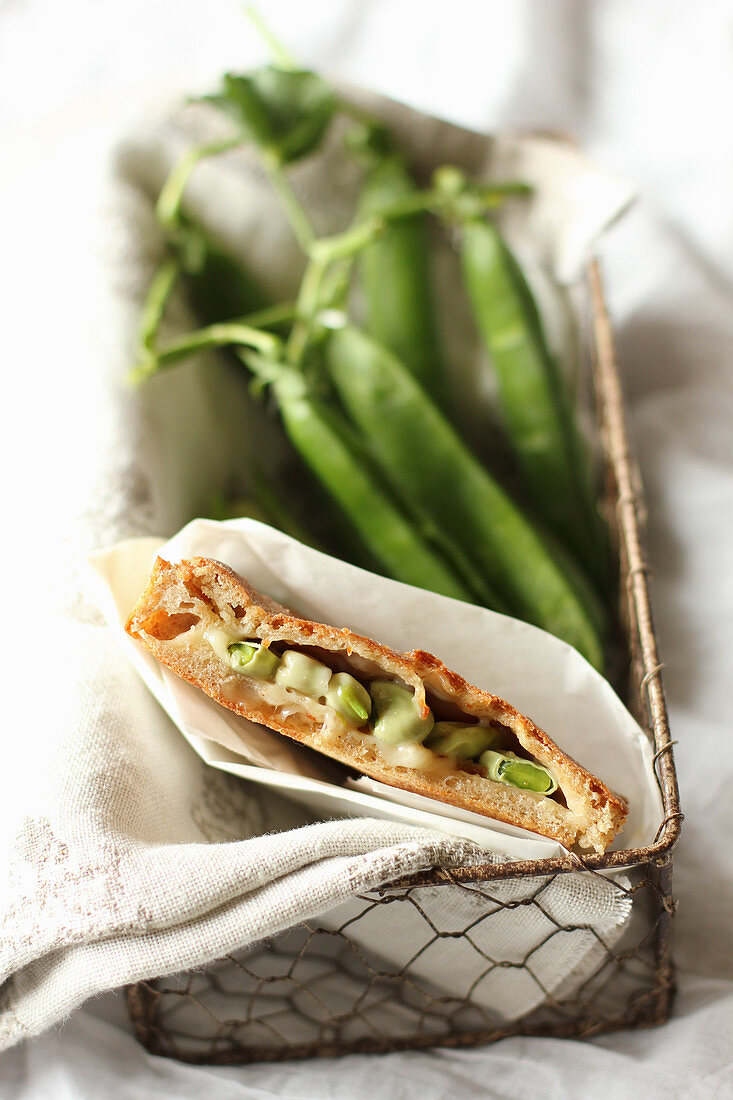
[139,257,180,350]
[336,99,384,129]
[156,138,243,231]
[476,181,533,200]
[285,219,386,365]
[318,258,353,312]
[262,157,315,251]
[374,181,532,224]
[289,180,530,268]
[130,321,282,383]
[236,300,297,329]
[310,217,384,263]
[286,256,329,365]
[244,5,298,70]
[279,180,523,366]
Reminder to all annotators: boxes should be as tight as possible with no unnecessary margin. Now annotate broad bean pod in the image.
[459,217,609,586]
[241,353,478,603]
[325,325,605,668]
[357,152,443,399]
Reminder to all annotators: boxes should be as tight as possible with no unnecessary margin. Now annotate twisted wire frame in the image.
[126,262,682,1063]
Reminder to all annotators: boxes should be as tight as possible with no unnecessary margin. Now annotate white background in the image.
[1,0,732,1096]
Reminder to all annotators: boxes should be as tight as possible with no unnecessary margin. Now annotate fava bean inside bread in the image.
[126,556,628,853]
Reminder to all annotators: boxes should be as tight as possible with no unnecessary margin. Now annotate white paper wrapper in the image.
[89,518,664,862]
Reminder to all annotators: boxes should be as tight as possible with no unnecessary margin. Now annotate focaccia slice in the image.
[125,556,628,852]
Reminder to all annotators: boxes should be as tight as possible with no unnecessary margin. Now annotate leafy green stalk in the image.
[129,322,281,383]
[243,4,298,70]
[155,138,243,231]
[139,258,180,351]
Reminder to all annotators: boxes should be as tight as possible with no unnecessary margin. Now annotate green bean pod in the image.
[357,153,443,399]
[459,218,609,585]
[325,325,606,668]
[248,358,475,603]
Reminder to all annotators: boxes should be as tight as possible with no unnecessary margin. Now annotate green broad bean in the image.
[227,642,281,679]
[479,749,557,794]
[368,680,434,745]
[325,672,372,726]
[275,651,332,697]
[425,722,499,759]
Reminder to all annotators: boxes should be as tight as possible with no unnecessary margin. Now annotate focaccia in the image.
[125,556,628,852]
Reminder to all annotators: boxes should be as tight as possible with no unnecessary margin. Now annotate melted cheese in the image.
[376,740,457,775]
[204,627,239,664]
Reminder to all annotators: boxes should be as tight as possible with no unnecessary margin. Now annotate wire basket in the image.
[126,262,682,1063]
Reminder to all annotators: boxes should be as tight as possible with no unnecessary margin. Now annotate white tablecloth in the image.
[2,0,731,1095]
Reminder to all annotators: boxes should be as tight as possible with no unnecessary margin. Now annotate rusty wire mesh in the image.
[126,262,681,1062]
[127,859,674,1063]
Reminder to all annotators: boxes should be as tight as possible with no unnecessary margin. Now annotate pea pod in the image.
[459,218,609,585]
[132,298,445,584]
[357,152,443,399]
[325,325,605,668]
[245,354,475,603]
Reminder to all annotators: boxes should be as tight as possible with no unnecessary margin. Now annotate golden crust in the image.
[125,556,628,852]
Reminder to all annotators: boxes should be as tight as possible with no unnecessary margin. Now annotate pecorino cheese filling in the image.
[203,627,559,798]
